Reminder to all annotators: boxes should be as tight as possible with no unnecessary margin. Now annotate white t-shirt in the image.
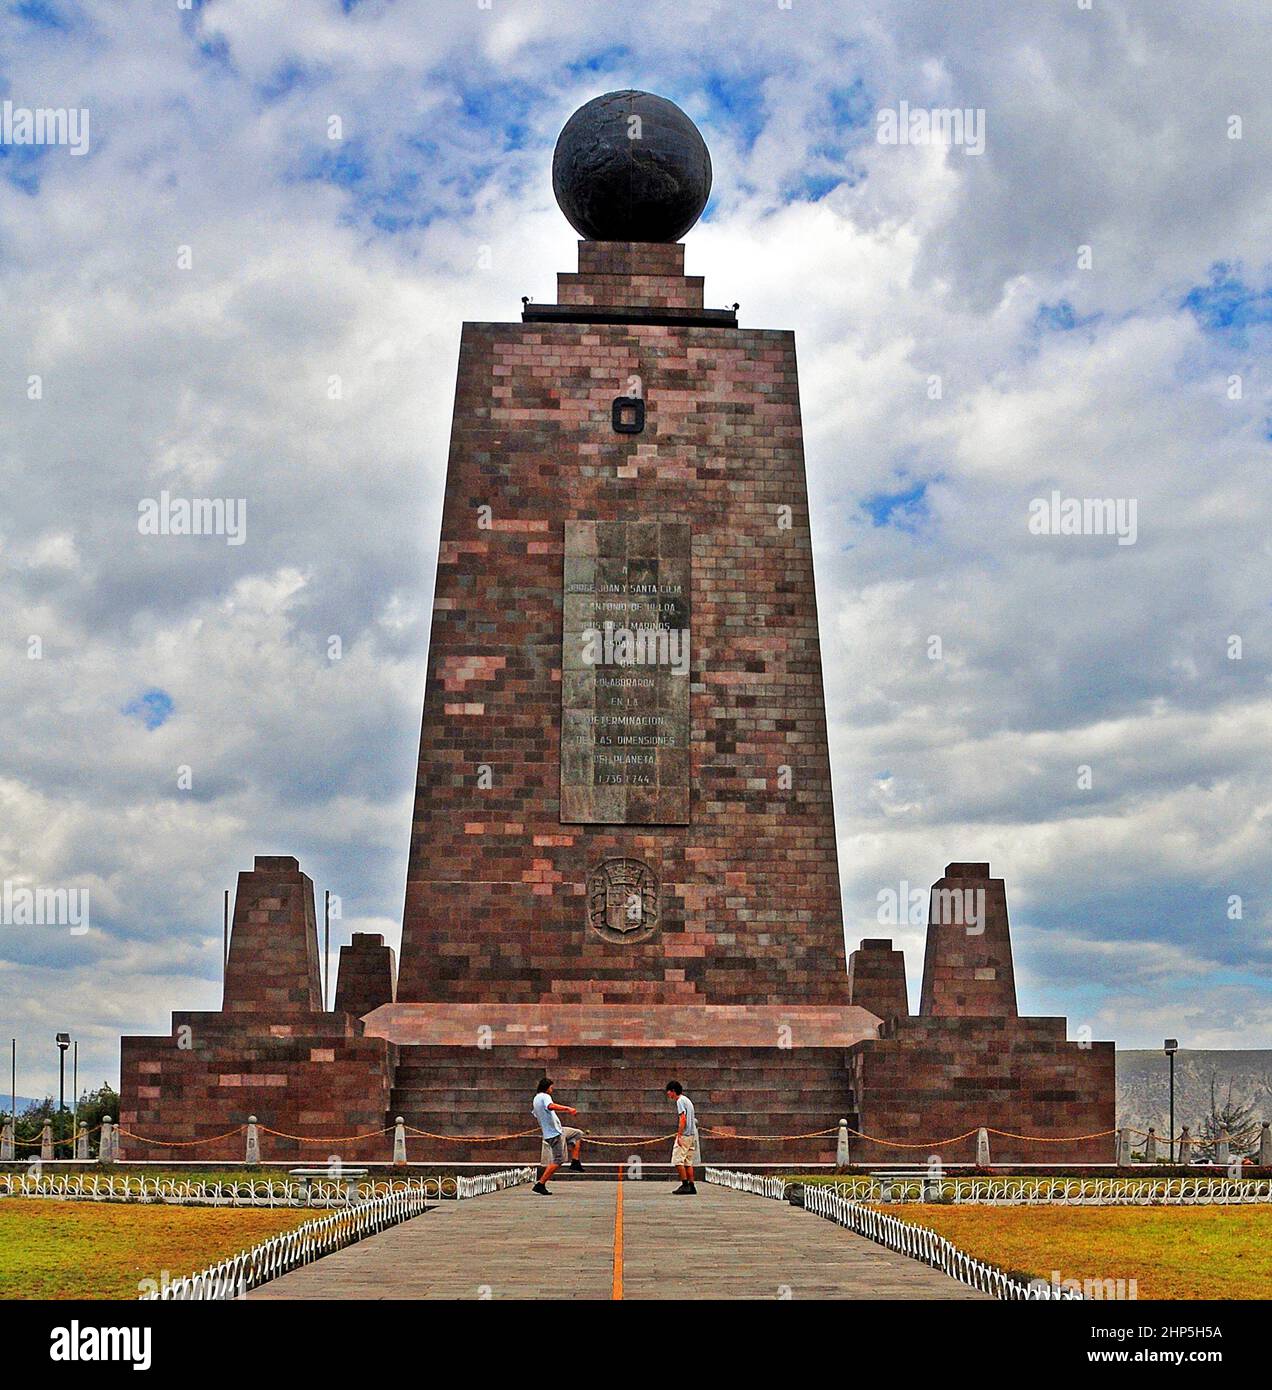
[676,1094,696,1138]
[533,1092,562,1139]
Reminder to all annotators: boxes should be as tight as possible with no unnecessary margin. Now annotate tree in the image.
[74,1083,120,1153]
[1,1083,119,1158]
[1196,1076,1261,1159]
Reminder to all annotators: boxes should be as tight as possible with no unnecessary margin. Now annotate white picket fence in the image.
[703,1166,788,1201]
[455,1167,536,1198]
[0,1171,447,1207]
[812,1175,1272,1206]
[705,1168,1079,1301]
[802,1184,1080,1299]
[139,1167,535,1300]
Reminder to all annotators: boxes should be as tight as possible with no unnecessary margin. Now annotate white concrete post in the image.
[975,1127,990,1167]
[1258,1122,1271,1167]
[1216,1130,1230,1166]
[0,1119,13,1160]
[98,1117,113,1164]
[75,1124,88,1160]
[835,1118,851,1170]
[1116,1127,1132,1166]
[245,1116,260,1166]
[393,1117,407,1166]
[40,1119,53,1161]
[1177,1126,1192,1164]
[1144,1127,1157,1162]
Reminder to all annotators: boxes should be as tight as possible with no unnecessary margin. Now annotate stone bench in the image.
[288,1167,368,1198]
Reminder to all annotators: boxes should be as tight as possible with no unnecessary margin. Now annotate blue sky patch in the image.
[702,71,766,150]
[8,0,70,31]
[1035,299,1100,334]
[123,689,174,731]
[862,479,932,532]
[1182,263,1272,344]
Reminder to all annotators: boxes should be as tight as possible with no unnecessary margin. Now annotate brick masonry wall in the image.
[398,241,848,1007]
[848,1017,1116,1164]
[119,1013,397,1162]
[221,856,322,1017]
[845,864,1114,1161]
[847,939,910,1023]
[919,863,1018,1018]
[390,1043,855,1166]
[334,932,397,1020]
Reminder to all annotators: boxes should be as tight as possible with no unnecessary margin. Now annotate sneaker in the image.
[532,1183,552,1195]
[569,1159,584,1172]
[685,1182,698,1194]
[672,1182,692,1194]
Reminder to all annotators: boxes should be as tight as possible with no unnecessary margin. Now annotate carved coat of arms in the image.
[587,858,659,943]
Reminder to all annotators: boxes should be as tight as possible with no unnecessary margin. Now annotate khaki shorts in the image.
[671,1134,698,1167]
[540,1127,582,1165]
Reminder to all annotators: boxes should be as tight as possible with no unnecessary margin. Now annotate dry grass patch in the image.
[0,1198,319,1300]
[886,1203,1272,1300]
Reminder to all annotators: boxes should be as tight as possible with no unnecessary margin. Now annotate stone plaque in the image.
[561,520,690,824]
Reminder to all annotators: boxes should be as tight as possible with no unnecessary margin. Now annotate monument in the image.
[120,91,1114,1166]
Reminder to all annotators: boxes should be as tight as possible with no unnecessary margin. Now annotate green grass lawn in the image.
[0,1199,321,1300]
[876,1203,1272,1299]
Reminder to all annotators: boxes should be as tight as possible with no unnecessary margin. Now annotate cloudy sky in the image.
[1,0,1269,1097]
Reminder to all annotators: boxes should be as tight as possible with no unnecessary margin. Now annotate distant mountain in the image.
[1117,1050,1272,1139]
[2,1096,44,1116]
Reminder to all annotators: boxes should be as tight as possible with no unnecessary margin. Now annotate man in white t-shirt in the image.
[666,1079,698,1195]
[531,1077,583,1195]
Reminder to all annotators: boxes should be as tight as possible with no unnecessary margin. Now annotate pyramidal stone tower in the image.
[395,91,854,1010]
[363,89,880,1160]
[119,92,1114,1166]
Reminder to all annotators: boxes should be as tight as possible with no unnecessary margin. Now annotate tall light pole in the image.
[55,1033,70,1159]
[1164,1038,1179,1164]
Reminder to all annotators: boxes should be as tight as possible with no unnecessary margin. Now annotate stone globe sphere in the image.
[552,89,712,243]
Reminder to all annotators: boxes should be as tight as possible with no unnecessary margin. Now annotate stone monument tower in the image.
[119,92,1114,1166]
[367,89,879,1161]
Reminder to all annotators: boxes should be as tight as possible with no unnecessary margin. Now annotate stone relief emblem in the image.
[587,858,659,943]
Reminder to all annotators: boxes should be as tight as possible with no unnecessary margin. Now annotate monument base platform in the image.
[362,1002,881,1048]
[368,1004,880,1165]
[847,1014,1117,1165]
[389,1041,864,1167]
[120,1010,397,1163]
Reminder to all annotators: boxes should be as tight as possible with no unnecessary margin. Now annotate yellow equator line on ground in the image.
[612,1167,624,1300]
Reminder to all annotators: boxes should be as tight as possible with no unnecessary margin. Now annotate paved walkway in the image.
[249,1180,988,1300]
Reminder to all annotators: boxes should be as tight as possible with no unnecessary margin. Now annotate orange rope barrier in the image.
[404,1126,539,1143]
[257,1125,394,1144]
[984,1127,1118,1143]
[845,1127,982,1150]
[118,1127,247,1148]
[701,1126,840,1143]
[2,1120,1131,1153]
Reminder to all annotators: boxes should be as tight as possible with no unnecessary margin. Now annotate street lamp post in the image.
[1164,1038,1179,1165]
[55,1033,70,1159]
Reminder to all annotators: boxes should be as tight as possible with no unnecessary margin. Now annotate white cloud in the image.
[1,0,1270,1092]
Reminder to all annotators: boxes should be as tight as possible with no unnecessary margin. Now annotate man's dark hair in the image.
[536,1077,552,1094]
[665,1080,683,1095]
